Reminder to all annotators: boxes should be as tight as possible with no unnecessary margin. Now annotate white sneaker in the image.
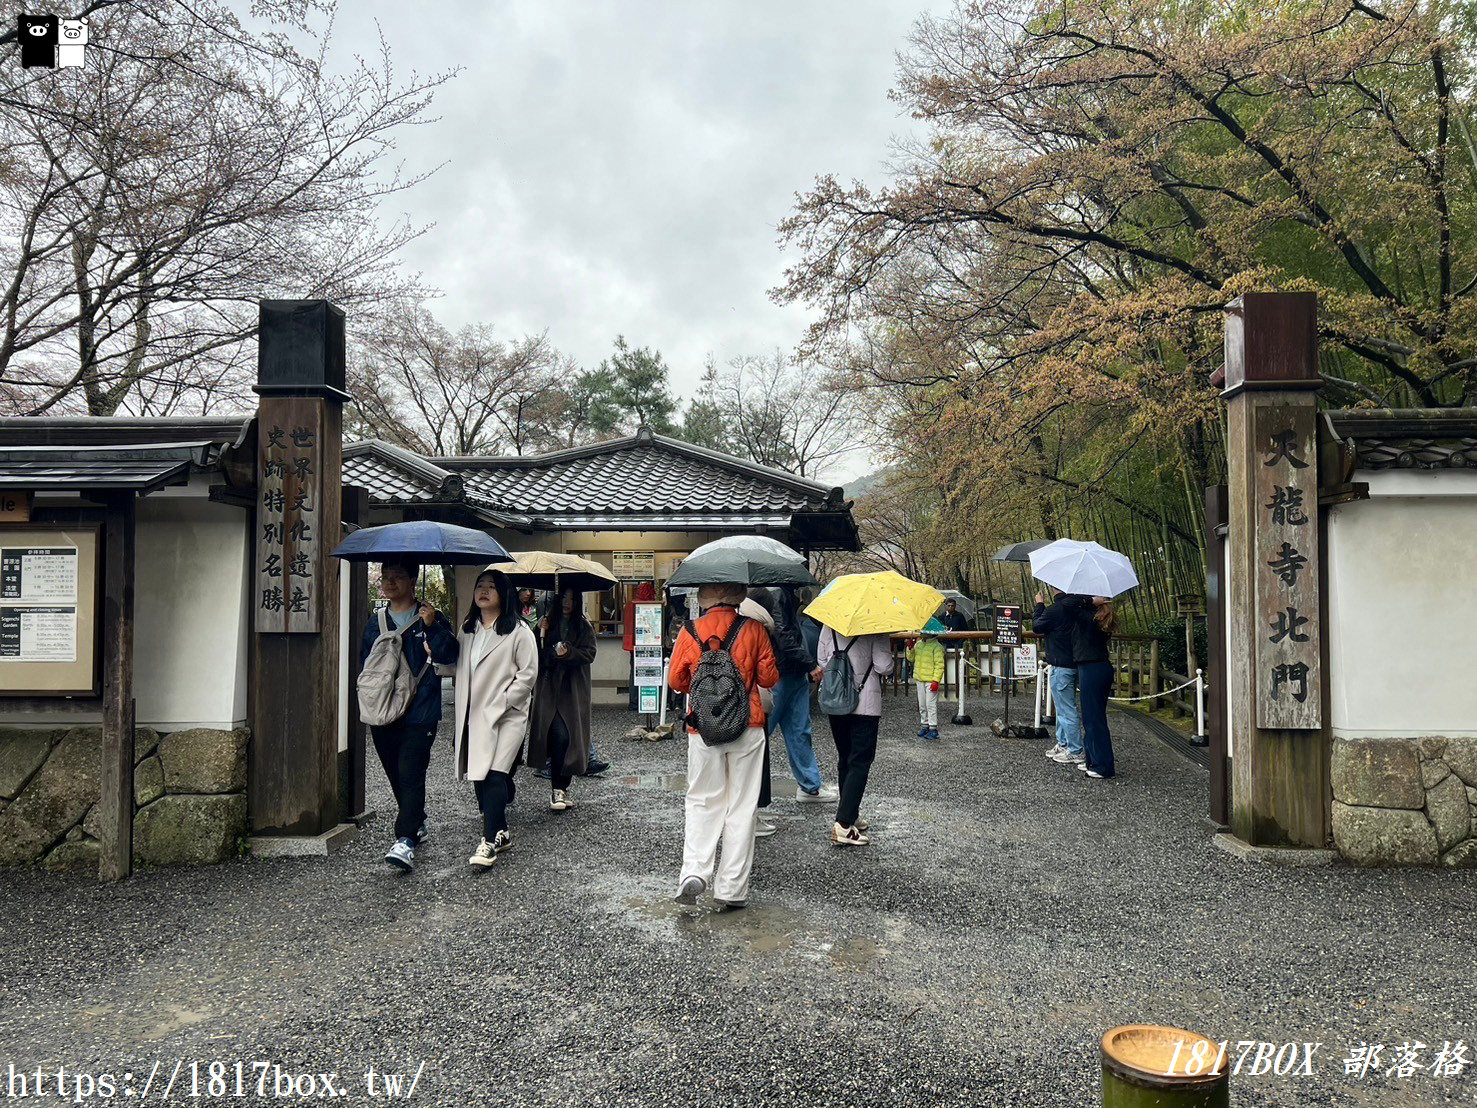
[830,821,870,847]
[384,838,414,872]
[797,785,838,804]
[674,875,705,905]
[550,789,575,811]
[1069,754,1086,765]
[1044,744,1065,759]
[1050,749,1075,764]
[468,838,497,867]
[1078,762,1092,773]
[754,818,778,839]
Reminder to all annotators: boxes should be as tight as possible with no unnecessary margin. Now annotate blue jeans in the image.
[1077,661,1115,777]
[767,672,823,794]
[1048,666,1082,755]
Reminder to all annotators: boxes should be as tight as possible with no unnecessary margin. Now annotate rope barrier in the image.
[1106,675,1199,702]
[957,655,1200,701]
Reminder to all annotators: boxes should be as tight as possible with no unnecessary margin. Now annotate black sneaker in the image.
[414,823,430,845]
[583,758,610,776]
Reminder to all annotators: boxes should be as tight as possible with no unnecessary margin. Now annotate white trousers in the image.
[681,725,766,903]
[916,681,939,726]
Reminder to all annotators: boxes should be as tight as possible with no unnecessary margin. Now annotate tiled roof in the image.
[0,443,216,493]
[1326,410,1477,471]
[435,430,842,517]
[335,431,859,548]
[342,440,461,504]
[0,416,252,449]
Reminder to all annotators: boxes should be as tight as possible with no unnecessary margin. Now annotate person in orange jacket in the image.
[667,582,779,910]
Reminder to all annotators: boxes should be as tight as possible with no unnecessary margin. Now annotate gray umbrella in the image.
[992,539,1053,563]
[666,548,818,588]
[935,589,976,619]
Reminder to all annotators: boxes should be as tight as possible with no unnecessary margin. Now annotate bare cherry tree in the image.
[0,0,452,415]
[349,303,570,457]
[715,351,858,480]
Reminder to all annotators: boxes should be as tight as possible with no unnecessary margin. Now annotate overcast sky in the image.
[318,1,945,474]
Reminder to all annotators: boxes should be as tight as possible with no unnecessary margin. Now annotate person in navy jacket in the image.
[359,558,460,872]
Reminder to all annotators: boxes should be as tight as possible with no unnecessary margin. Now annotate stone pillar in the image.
[1223,292,1327,849]
[249,301,350,836]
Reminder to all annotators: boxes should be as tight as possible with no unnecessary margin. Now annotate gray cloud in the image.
[323,0,946,405]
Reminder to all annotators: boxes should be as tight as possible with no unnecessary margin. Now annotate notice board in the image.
[0,525,100,696]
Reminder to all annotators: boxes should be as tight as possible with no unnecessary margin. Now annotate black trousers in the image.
[473,772,514,840]
[828,713,879,827]
[371,722,436,841]
[549,715,573,791]
[758,728,772,809]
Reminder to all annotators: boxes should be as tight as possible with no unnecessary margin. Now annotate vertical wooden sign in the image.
[1253,405,1321,728]
[256,398,323,633]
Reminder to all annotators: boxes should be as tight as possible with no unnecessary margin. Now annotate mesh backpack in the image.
[681,614,754,746]
[817,629,873,716]
[357,607,431,727]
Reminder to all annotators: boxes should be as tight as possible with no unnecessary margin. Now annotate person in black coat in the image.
[940,599,970,633]
[1032,590,1089,765]
[1072,598,1118,779]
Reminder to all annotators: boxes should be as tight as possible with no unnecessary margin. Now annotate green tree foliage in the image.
[594,336,680,435]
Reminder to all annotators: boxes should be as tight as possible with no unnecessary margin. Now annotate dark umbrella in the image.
[667,548,818,588]
[992,539,1053,563]
[329,520,512,565]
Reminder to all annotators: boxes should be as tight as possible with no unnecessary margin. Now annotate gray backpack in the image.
[357,608,430,727]
[682,615,754,746]
[817,630,873,716]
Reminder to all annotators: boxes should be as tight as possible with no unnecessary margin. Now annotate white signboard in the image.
[1012,643,1038,679]
[633,602,663,647]
[1,547,78,604]
[0,606,77,662]
[633,645,664,687]
[613,551,654,581]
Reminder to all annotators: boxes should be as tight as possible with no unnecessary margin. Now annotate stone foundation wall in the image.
[1331,736,1477,866]
[0,725,248,873]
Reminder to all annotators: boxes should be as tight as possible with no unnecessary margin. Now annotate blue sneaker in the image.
[923,729,940,741]
[917,726,930,738]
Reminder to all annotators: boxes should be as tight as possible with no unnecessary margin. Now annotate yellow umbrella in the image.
[803,571,946,637]
[491,550,617,592]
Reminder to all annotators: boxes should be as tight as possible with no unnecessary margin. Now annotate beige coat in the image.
[452,621,539,781]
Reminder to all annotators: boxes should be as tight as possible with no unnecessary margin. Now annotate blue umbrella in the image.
[329,520,512,565]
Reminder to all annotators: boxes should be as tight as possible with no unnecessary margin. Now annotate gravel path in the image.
[1,687,1473,1106]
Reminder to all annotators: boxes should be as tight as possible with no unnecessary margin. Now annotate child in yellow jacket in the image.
[906,618,947,740]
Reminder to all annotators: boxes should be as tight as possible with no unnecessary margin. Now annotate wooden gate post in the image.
[249,301,350,836]
[1222,292,1327,848]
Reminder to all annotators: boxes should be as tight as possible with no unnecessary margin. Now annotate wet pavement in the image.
[1,688,1474,1106]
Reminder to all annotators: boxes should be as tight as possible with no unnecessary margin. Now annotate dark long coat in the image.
[527,612,597,774]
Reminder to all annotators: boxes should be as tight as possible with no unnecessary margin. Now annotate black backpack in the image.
[682,615,754,746]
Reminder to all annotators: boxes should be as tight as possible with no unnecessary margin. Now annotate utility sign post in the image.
[633,601,664,716]
[994,605,1022,647]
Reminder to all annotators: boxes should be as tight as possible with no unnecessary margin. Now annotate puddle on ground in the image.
[138,1005,213,1042]
[621,893,892,970]
[618,774,799,795]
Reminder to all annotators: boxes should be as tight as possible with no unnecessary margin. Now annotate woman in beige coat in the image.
[452,568,539,868]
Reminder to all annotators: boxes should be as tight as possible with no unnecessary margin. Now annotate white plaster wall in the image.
[134,496,252,730]
[1326,472,1477,738]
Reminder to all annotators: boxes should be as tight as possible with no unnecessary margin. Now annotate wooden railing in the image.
[881,631,1164,704]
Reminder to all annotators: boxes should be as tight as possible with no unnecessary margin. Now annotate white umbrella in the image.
[687,534,806,562]
[1028,539,1139,598]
